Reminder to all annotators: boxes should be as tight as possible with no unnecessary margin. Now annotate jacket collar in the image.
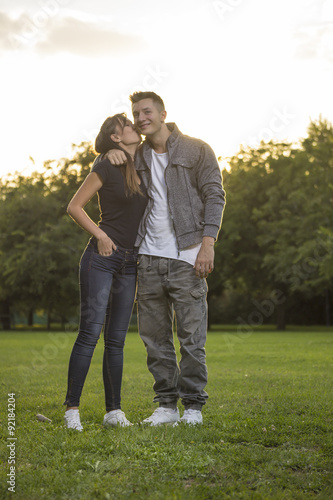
[144,122,182,153]
[166,122,181,149]
[136,123,182,170]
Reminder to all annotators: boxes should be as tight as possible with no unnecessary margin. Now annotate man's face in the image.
[132,98,166,136]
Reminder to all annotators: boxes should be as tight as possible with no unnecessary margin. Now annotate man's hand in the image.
[106,149,127,165]
[194,237,215,278]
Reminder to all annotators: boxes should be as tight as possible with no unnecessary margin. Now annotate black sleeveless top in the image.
[92,159,148,249]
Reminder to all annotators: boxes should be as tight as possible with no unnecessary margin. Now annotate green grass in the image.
[0,328,332,499]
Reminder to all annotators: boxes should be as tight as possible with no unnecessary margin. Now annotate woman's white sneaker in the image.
[103,410,133,427]
[141,407,180,426]
[64,409,83,431]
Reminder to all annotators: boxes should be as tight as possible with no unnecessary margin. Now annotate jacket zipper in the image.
[138,148,154,247]
[164,161,180,256]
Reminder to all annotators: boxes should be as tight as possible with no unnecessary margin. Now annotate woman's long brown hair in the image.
[95,113,142,196]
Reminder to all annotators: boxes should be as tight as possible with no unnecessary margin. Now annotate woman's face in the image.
[114,119,141,146]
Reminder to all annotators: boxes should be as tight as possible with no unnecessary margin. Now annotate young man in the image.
[106,92,225,425]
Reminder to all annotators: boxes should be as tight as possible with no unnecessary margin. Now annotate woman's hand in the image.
[97,233,117,256]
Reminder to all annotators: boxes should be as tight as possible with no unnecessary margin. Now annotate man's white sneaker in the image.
[103,410,133,427]
[64,409,83,431]
[174,409,203,426]
[141,407,180,426]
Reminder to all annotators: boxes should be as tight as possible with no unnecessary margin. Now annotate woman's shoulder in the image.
[92,157,120,175]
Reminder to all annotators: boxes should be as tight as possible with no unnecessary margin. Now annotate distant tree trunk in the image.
[276,302,286,331]
[61,316,66,330]
[28,308,34,327]
[47,312,51,331]
[0,299,11,330]
[325,289,330,327]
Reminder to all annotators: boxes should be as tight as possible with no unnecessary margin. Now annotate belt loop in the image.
[147,255,152,271]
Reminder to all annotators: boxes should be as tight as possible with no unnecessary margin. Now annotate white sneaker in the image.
[103,410,133,427]
[64,409,83,431]
[174,409,203,426]
[141,407,180,426]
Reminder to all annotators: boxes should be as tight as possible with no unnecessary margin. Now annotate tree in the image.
[214,117,333,329]
[0,142,98,329]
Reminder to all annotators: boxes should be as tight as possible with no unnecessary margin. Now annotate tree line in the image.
[0,117,332,330]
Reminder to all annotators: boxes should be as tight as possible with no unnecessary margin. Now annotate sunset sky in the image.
[1,0,332,178]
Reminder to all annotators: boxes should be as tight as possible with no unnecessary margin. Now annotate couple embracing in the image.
[63,91,226,430]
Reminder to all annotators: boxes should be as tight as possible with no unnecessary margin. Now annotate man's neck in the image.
[147,123,171,154]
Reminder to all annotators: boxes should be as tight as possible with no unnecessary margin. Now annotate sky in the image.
[0,0,333,178]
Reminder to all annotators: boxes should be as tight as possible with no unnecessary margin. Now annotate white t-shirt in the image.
[139,150,201,266]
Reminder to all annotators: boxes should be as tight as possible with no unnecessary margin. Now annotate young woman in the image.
[63,114,147,430]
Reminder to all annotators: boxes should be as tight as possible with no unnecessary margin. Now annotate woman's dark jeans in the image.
[64,238,138,412]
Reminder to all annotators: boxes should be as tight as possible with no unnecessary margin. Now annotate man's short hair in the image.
[129,91,165,111]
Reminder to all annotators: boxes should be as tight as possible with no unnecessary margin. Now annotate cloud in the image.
[0,11,146,55]
[294,25,333,64]
[292,0,333,64]
[35,17,146,56]
[0,12,27,51]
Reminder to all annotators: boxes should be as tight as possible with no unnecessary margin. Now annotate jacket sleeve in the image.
[196,143,226,240]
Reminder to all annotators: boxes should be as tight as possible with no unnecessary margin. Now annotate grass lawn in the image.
[0,327,332,499]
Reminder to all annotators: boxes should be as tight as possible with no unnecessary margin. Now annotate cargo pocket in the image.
[189,282,207,299]
[185,282,208,345]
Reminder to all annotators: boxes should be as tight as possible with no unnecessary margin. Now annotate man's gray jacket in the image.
[135,123,226,250]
